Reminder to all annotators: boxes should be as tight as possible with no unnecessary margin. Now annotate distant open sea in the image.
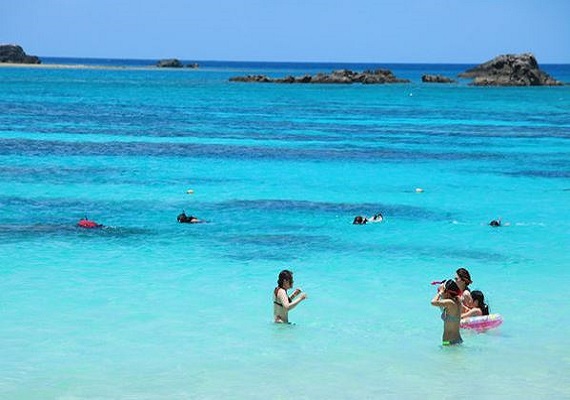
[1,57,569,399]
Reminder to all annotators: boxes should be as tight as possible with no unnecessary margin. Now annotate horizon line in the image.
[38,55,570,66]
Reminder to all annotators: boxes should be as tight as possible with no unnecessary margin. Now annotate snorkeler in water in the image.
[353,213,383,224]
[489,218,501,227]
[77,216,103,229]
[353,215,368,225]
[369,213,384,222]
[177,211,202,224]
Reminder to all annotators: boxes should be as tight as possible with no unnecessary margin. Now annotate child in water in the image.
[461,290,490,318]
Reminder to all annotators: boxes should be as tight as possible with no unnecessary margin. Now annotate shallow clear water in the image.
[1,62,569,399]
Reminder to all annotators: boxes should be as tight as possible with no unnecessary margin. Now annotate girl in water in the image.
[431,279,463,346]
[454,267,473,311]
[461,290,489,318]
[273,270,307,323]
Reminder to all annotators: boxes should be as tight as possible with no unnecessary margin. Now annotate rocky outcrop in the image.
[459,53,562,86]
[0,44,41,64]
[156,58,183,68]
[230,69,410,84]
[422,74,455,83]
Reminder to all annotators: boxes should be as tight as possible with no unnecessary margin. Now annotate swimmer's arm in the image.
[430,290,443,306]
[431,292,453,307]
[277,289,306,310]
[461,308,482,319]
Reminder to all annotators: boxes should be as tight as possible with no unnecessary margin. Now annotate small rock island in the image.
[0,44,41,64]
[156,59,183,68]
[422,74,456,83]
[230,69,410,84]
[156,58,199,68]
[459,53,562,86]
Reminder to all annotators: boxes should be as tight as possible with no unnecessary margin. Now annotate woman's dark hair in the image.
[353,216,365,224]
[444,279,461,297]
[471,290,489,315]
[277,270,293,288]
[456,267,472,287]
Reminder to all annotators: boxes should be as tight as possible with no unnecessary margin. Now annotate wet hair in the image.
[444,279,461,297]
[277,270,293,288]
[353,216,366,224]
[471,290,489,315]
[456,267,472,287]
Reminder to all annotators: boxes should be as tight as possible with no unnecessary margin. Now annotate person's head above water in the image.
[353,216,367,225]
[277,269,294,289]
[489,219,501,227]
[443,279,462,298]
[455,267,472,289]
[470,290,489,315]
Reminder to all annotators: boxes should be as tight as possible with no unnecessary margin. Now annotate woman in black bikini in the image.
[273,269,307,323]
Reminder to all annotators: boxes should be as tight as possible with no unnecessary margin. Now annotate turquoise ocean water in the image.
[1,59,569,399]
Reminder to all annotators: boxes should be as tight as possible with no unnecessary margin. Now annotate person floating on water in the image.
[273,269,307,323]
[369,213,384,223]
[77,216,103,229]
[177,211,202,224]
[353,215,367,225]
[431,279,463,346]
[353,213,383,225]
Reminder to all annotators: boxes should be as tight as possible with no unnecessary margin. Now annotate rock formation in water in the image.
[230,69,410,84]
[421,74,455,83]
[156,58,183,68]
[459,53,562,86]
[0,44,41,64]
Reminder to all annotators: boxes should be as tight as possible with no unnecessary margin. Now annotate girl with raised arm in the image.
[431,279,463,346]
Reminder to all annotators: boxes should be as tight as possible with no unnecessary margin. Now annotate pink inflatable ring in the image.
[460,314,503,332]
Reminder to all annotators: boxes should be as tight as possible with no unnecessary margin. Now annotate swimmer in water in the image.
[454,267,473,312]
[431,279,463,346]
[77,216,103,229]
[353,215,368,225]
[369,213,384,222]
[273,269,307,323]
[177,211,202,224]
[489,218,501,227]
[461,290,490,318]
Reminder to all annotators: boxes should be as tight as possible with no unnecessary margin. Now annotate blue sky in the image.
[1,0,569,63]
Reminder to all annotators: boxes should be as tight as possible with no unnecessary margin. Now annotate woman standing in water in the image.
[431,279,463,346]
[455,267,473,310]
[273,270,307,323]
